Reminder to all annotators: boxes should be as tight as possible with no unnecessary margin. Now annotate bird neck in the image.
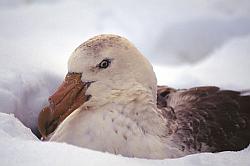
[83,80,168,138]
[80,82,170,158]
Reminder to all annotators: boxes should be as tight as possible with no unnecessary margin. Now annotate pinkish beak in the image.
[38,72,91,139]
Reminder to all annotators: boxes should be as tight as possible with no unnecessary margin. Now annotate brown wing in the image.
[157,86,250,153]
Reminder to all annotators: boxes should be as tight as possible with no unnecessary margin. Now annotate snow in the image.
[0,0,250,165]
[155,35,250,89]
[0,112,249,166]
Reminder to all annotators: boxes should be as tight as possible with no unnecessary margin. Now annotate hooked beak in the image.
[38,72,93,139]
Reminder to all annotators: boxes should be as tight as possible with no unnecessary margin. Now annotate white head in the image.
[68,34,157,105]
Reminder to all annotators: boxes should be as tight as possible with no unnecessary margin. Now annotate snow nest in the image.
[0,0,250,165]
[0,112,249,166]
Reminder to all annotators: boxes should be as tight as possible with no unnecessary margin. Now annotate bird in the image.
[38,34,250,159]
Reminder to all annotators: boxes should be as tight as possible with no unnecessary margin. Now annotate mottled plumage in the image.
[157,86,250,153]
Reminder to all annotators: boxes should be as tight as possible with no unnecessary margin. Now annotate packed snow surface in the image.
[0,0,250,165]
[0,112,249,166]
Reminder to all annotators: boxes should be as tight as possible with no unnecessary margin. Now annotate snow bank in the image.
[0,0,250,165]
[0,113,37,140]
[155,35,250,89]
[0,67,62,135]
[0,112,249,166]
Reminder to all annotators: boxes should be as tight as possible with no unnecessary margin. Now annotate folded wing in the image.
[157,86,250,153]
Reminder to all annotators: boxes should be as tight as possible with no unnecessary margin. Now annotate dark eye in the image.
[98,59,111,69]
